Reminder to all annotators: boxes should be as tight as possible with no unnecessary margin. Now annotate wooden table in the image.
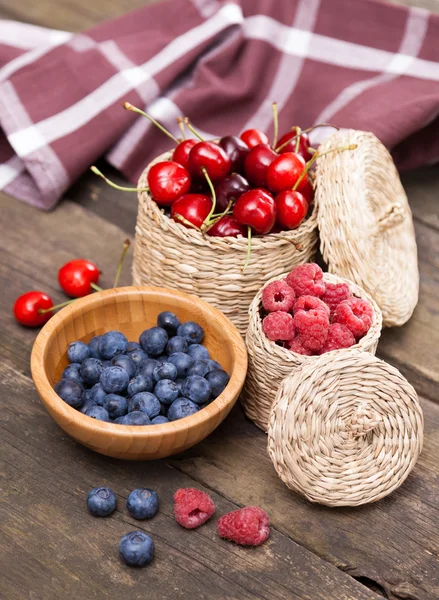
[1,1,438,599]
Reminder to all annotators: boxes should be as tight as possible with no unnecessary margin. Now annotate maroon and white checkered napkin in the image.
[0,0,438,210]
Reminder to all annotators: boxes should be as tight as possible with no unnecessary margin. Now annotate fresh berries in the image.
[147,161,191,206]
[168,398,200,420]
[321,282,351,316]
[293,309,329,352]
[217,506,270,546]
[173,488,215,529]
[119,531,154,567]
[334,297,374,339]
[261,280,295,313]
[262,312,295,341]
[319,323,355,353]
[126,488,159,520]
[100,366,129,394]
[87,487,117,517]
[286,338,314,355]
[293,295,330,319]
[67,341,90,364]
[286,263,325,297]
[13,291,54,327]
[58,259,100,297]
[99,330,128,360]
[54,379,84,408]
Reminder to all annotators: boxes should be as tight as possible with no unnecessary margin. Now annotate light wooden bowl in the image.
[31,286,247,460]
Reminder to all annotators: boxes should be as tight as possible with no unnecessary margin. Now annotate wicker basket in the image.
[241,272,382,432]
[267,351,423,506]
[132,151,318,337]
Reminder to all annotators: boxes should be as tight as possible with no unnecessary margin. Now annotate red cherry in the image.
[207,215,247,238]
[275,190,308,230]
[59,259,100,298]
[240,129,269,149]
[233,189,276,234]
[300,179,314,206]
[147,161,191,206]
[172,139,197,170]
[188,141,231,182]
[171,194,213,229]
[244,144,277,187]
[14,291,54,327]
[277,131,312,161]
[266,152,307,193]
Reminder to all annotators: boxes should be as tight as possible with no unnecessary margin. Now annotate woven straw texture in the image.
[267,351,423,506]
[132,151,318,337]
[315,129,419,327]
[242,272,382,432]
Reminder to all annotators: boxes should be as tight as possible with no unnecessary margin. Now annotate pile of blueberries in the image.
[54,311,230,425]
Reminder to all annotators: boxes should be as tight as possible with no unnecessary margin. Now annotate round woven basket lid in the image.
[267,351,423,507]
[315,129,419,327]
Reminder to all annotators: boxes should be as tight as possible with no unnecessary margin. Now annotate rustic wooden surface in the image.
[0,1,438,599]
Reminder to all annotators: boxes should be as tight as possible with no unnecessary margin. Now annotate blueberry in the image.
[152,415,169,424]
[157,311,180,335]
[111,355,136,379]
[153,362,177,382]
[181,375,212,405]
[67,341,90,364]
[127,374,153,397]
[128,392,160,418]
[80,358,104,386]
[126,488,159,520]
[98,330,128,360]
[175,378,184,395]
[137,358,159,380]
[88,335,102,359]
[168,352,193,378]
[55,379,84,408]
[208,359,223,372]
[122,411,151,426]
[206,370,230,398]
[126,341,140,353]
[89,382,107,406]
[87,487,116,517]
[154,380,179,405]
[177,321,204,345]
[102,394,128,419]
[85,406,110,422]
[186,344,210,361]
[119,531,154,566]
[139,327,168,357]
[168,398,200,421]
[79,394,96,414]
[100,366,129,394]
[113,416,126,424]
[62,363,84,385]
[166,336,188,355]
[127,347,148,367]
[187,359,211,378]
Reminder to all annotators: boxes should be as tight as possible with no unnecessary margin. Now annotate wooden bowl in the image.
[31,286,248,460]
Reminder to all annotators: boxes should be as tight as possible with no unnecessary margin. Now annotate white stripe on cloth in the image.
[0,154,24,188]
[0,20,70,50]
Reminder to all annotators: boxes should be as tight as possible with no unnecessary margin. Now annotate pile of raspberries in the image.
[261,263,374,355]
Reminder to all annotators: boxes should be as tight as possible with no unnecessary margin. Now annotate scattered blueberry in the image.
[87,487,116,517]
[122,411,152,426]
[111,355,136,379]
[166,336,188,355]
[139,327,168,357]
[186,344,210,361]
[89,382,107,406]
[80,358,104,386]
[62,363,84,385]
[187,359,211,378]
[100,366,129,394]
[152,415,169,424]
[177,321,204,345]
[168,398,200,421]
[168,352,193,378]
[102,394,128,419]
[154,380,179,405]
[126,488,159,520]
[98,330,128,360]
[126,341,141,353]
[85,406,110,422]
[119,531,154,567]
[206,370,230,398]
[55,379,84,408]
[153,362,177,382]
[157,311,180,335]
[67,341,90,364]
[127,374,154,396]
[128,392,160,419]
[137,358,159,380]
[88,335,102,359]
[127,347,148,367]
[181,375,212,405]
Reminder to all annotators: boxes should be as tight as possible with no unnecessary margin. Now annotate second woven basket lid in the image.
[315,129,419,327]
[267,351,423,507]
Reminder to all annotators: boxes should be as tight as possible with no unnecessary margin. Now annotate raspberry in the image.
[319,323,355,354]
[334,297,374,339]
[321,282,351,316]
[286,337,314,355]
[293,309,329,351]
[217,506,270,546]
[262,312,295,341]
[261,279,295,312]
[293,295,330,318]
[286,263,325,297]
[173,488,215,529]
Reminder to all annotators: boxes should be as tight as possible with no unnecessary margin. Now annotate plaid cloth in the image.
[0,0,438,210]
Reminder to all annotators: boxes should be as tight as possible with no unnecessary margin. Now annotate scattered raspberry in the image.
[217,506,270,546]
[286,337,314,355]
[286,263,325,297]
[333,297,374,339]
[319,323,355,354]
[174,488,215,529]
[261,279,295,313]
[262,312,295,341]
[293,309,329,351]
[321,283,351,317]
[293,295,330,318]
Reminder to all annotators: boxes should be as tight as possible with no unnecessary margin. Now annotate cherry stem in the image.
[177,117,186,140]
[91,166,149,193]
[201,168,217,226]
[295,126,301,154]
[272,102,279,149]
[174,213,201,231]
[292,144,357,191]
[113,238,131,288]
[275,122,340,153]
[123,102,179,143]
[202,199,234,233]
[91,283,103,292]
[38,299,75,314]
[242,226,252,271]
[308,147,317,154]
[184,118,204,141]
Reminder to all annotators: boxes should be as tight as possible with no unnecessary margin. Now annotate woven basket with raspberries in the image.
[242,263,382,432]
